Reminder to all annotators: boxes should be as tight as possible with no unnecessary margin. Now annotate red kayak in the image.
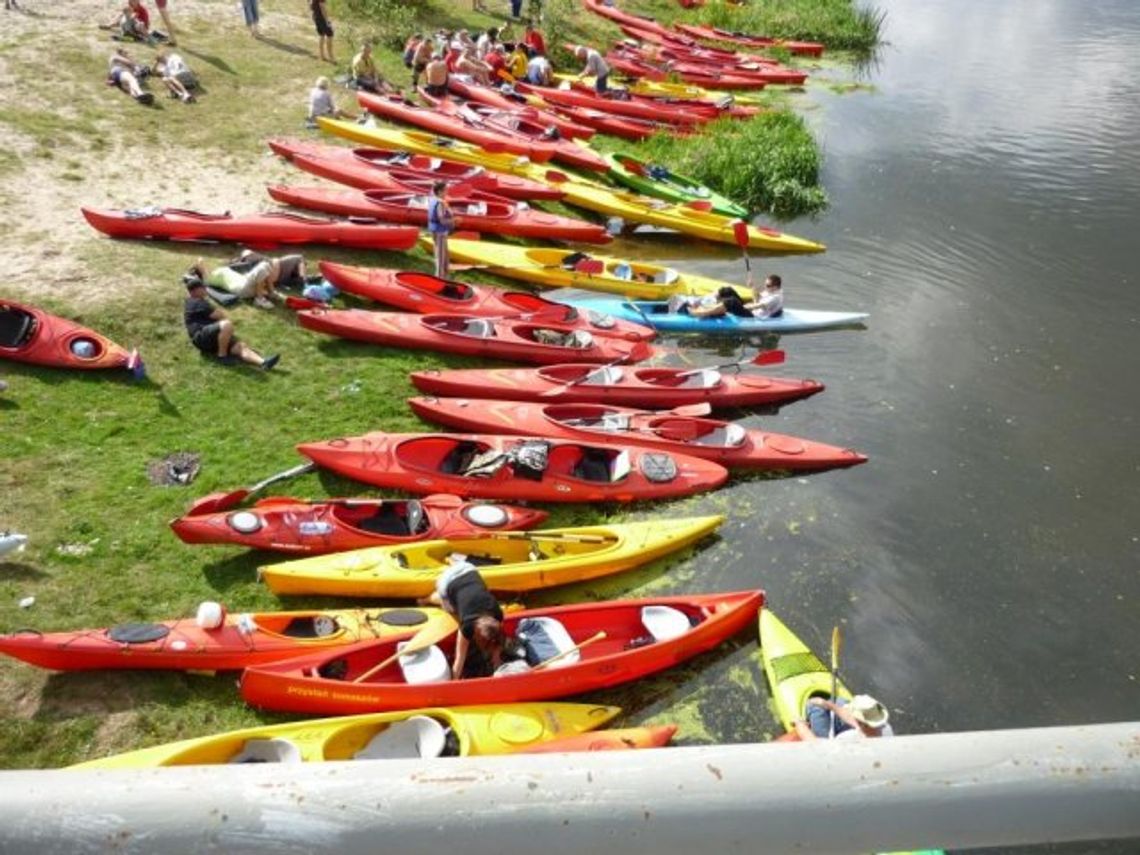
[618,43,809,86]
[296,308,652,364]
[316,263,655,342]
[429,97,610,173]
[357,91,558,163]
[268,139,564,201]
[267,185,611,244]
[171,494,547,554]
[674,23,825,57]
[81,207,419,251]
[0,605,451,672]
[445,79,595,141]
[296,431,729,502]
[606,50,786,89]
[515,724,677,753]
[0,299,138,373]
[618,24,779,67]
[515,81,707,126]
[240,590,763,714]
[407,397,868,473]
[410,363,824,409]
[557,79,756,121]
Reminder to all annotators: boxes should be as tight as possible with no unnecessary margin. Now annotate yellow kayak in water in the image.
[441,237,736,298]
[71,703,621,769]
[259,516,724,597]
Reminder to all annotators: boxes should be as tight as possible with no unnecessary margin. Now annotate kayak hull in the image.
[295,308,652,364]
[240,590,764,714]
[0,607,456,672]
[170,494,547,554]
[0,299,133,371]
[605,152,748,219]
[759,609,853,736]
[408,397,867,472]
[513,724,677,753]
[257,516,725,597]
[569,298,870,334]
[410,364,825,410]
[72,703,622,768]
[296,431,730,502]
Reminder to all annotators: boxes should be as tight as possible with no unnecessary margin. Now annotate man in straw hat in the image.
[793,694,895,741]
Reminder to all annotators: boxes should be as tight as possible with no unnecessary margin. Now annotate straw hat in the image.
[850,695,890,729]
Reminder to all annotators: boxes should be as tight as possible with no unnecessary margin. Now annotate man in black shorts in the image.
[183,276,280,370]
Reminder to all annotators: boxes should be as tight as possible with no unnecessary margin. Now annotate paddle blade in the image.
[830,625,841,672]
[752,349,786,366]
[285,295,324,311]
[573,258,605,275]
[543,169,571,184]
[670,402,712,417]
[731,219,750,249]
[352,613,459,684]
[687,199,713,212]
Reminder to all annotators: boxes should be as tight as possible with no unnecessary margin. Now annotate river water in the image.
[577,0,1140,827]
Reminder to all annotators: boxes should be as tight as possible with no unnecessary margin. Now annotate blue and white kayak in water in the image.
[565,298,869,335]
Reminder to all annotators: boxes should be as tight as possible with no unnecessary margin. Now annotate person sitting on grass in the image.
[350,40,392,93]
[154,49,196,102]
[107,48,154,105]
[106,0,152,43]
[306,76,354,127]
[455,46,492,86]
[183,276,279,370]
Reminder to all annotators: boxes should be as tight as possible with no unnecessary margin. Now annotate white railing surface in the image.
[0,722,1136,854]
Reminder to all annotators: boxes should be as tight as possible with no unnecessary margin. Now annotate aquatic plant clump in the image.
[637,112,828,219]
[696,0,886,54]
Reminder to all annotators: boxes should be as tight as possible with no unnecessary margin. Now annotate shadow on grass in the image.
[201,551,263,593]
[0,561,47,581]
[0,397,18,410]
[180,47,236,75]
[36,669,242,720]
[256,34,318,58]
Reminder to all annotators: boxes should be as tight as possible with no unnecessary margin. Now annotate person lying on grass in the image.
[183,276,279,370]
[187,251,306,308]
[107,48,154,105]
[154,49,196,102]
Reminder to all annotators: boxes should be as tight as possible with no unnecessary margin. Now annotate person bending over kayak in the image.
[183,276,279,370]
[427,181,456,279]
[420,562,523,679]
[793,694,895,741]
[575,45,610,94]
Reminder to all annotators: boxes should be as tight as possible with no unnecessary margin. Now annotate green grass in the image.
[0,0,874,768]
[691,0,886,54]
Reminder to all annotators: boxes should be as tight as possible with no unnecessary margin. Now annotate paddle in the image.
[489,531,615,544]
[829,625,842,738]
[351,613,460,684]
[732,218,753,285]
[185,462,317,516]
[675,348,785,379]
[532,630,607,671]
[539,340,654,397]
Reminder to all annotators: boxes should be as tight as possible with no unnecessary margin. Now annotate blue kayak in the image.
[566,298,869,335]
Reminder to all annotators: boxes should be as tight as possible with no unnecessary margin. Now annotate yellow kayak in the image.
[759,610,853,734]
[443,237,738,298]
[259,516,724,597]
[71,702,621,769]
[518,174,824,253]
[556,73,768,107]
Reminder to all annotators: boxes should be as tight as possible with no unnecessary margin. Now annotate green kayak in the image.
[604,152,749,219]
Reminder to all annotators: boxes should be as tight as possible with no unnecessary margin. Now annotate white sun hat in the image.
[850,695,890,729]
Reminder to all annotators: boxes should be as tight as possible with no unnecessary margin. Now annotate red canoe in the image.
[81,207,419,251]
[0,606,455,672]
[268,138,564,201]
[620,43,809,86]
[170,494,548,554]
[429,97,610,173]
[445,79,595,141]
[514,81,707,126]
[618,24,779,67]
[407,397,868,472]
[410,363,825,409]
[296,309,652,364]
[515,724,677,753]
[267,185,611,244]
[357,91,558,163]
[1,299,136,372]
[605,51,784,89]
[296,431,729,502]
[558,79,759,120]
[239,590,764,714]
[674,23,825,57]
[316,264,655,341]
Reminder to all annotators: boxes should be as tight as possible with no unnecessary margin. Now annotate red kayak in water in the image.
[239,590,763,715]
[268,138,564,201]
[170,493,547,554]
[0,299,138,373]
[267,185,611,244]
[296,431,729,502]
[296,308,653,364]
[410,363,824,409]
[81,207,419,251]
[407,397,868,473]
[316,264,655,341]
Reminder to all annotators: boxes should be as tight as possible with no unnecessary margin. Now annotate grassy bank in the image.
[690,0,886,54]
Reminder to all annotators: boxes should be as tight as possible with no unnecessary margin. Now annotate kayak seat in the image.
[281,615,340,638]
[397,642,451,684]
[230,738,303,764]
[572,448,611,482]
[0,308,35,349]
[462,319,496,339]
[609,449,632,482]
[354,715,449,760]
[357,503,413,535]
[614,262,633,281]
[681,369,720,389]
[657,269,679,285]
[465,553,503,567]
[693,423,746,448]
[641,605,693,642]
[439,283,471,300]
[517,616,578,668]
[584,365,623,385]
[567,330,593,349]
[406,500,427,534]
[439,441,480,475]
